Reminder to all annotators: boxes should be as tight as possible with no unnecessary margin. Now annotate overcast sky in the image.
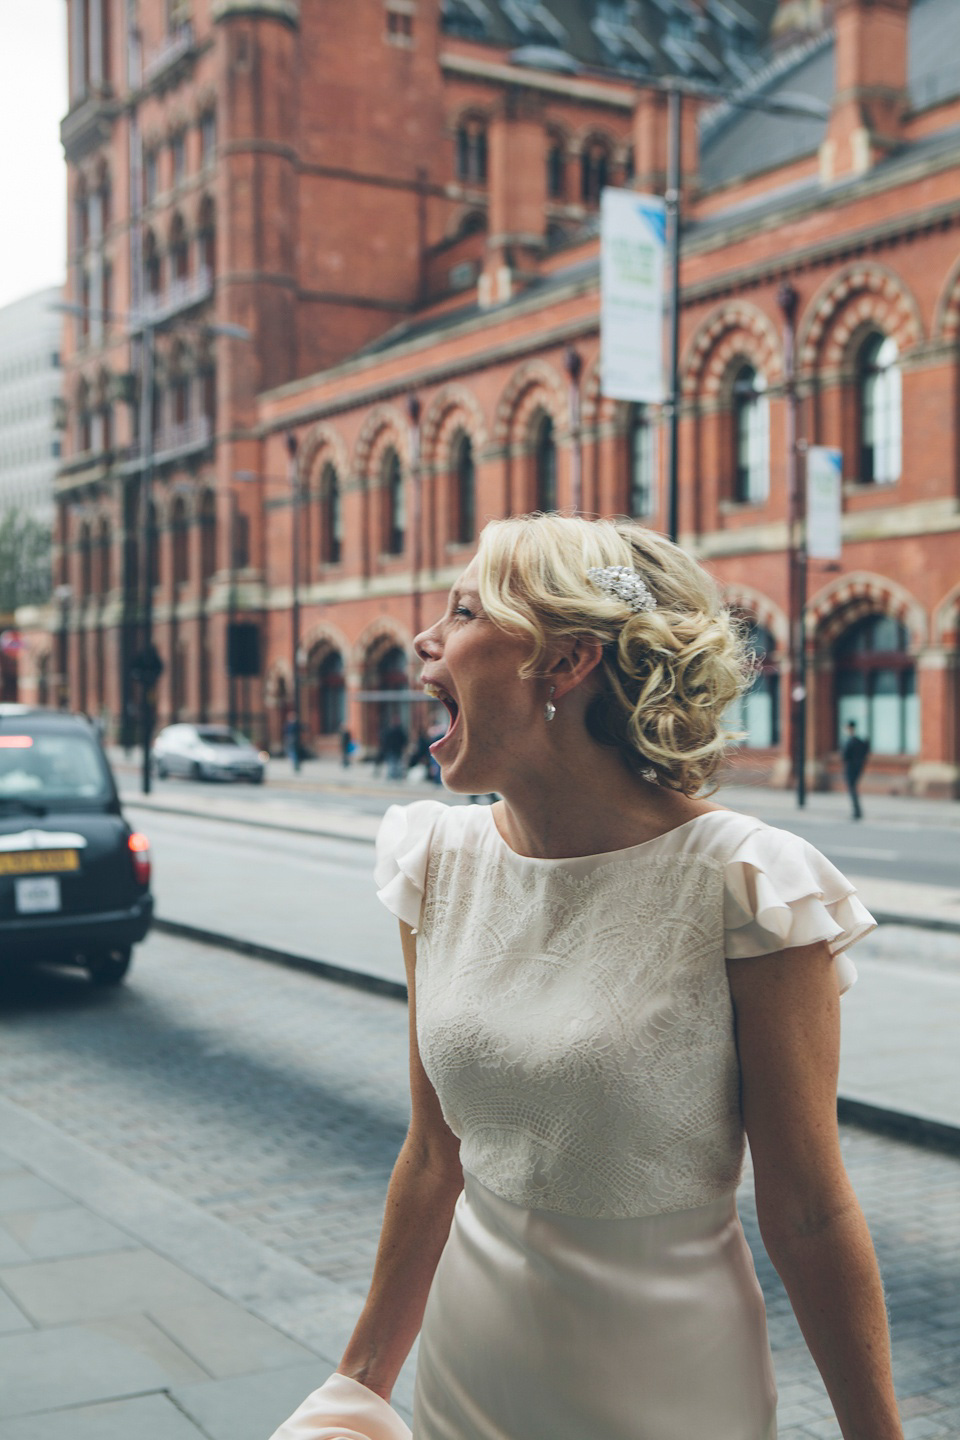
[0,0,69,310]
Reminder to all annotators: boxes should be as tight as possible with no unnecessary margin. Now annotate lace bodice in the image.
[375,803,873,1220]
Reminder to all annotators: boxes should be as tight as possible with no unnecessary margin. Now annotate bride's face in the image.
[415,561,545,794]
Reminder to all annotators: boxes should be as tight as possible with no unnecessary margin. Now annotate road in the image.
[118,772,960,892]
[1,931,958,1439]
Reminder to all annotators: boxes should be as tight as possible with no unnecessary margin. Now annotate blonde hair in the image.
[475,513,751,795]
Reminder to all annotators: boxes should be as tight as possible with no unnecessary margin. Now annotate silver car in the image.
[152,724,268,784]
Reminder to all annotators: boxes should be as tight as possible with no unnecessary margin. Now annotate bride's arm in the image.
[338,920,463,1402]
[727,940,903,1440]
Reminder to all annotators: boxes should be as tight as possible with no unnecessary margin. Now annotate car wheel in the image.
[155,759,168,779]
[86,948,132,986]
[251,771,265,785]
[191,761,203,781]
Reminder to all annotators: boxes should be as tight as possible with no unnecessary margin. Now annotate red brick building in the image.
[24,0,960,795]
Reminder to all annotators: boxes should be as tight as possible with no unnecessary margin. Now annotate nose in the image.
[415,623,440,662]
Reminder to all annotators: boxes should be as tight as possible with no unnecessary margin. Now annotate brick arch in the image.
[494,359,567,448]
[579,353,617,429]
[421,384,488,469]
[353,618,413,678]
[806,572,927,649]
[571,125,617,157]
[797,262,923,373]
[353,405,409,485]
[680,301,783,401]
[300,421,350,490]
[933,254,960,343]
[932,582,960,646]
[720,584,789,650]
[448,104,492,133]
[301,619,351,664]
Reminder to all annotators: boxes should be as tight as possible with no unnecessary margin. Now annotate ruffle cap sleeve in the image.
[268,1371,411,1440]
[374,799,446,932]
[723,824,876,992]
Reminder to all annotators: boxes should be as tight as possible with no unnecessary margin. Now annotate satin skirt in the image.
[414,1173,777,1440]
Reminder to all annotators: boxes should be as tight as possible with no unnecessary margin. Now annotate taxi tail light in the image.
[128,832,151,886]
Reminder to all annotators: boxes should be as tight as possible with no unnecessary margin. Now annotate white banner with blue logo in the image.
[600,189,666,405]
[806,445,843,560]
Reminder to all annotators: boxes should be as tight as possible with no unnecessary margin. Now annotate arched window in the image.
[858,334,901,485]
[77,379,92,453]
[733,365,769,504]
[834,615,918,755]
[452,432,475,544]
[546,136,566,199]
[322,464,343,565]
[383,449,405,555]
[147,500,160,589]
[455,119,488,183]
[728,623,779,748]
[172,496,189,586]
[75,179,89,248]
[534,413,557,512]
[318,651,346,734]
[581,139,610,206]
[144,228,162,295]
[98,517,111,596]
[197,196,216,276]
[79,523,93,599]
[627,406,654,518]
[200,490,216,582]
[170,212,189,281]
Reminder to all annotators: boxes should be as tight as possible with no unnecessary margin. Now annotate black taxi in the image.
[0,706,153,984]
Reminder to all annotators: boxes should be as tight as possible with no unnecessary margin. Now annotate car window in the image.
[197,730,241,747]
[0,731,113,805]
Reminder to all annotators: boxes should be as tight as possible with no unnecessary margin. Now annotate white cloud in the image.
[0,0,69,309]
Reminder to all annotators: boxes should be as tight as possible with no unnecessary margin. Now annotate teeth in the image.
[422,683,445,701]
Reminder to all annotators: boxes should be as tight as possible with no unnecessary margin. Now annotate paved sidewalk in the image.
[0,1099,413,1438]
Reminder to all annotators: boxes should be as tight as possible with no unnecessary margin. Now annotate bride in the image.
[272,513,902,1440]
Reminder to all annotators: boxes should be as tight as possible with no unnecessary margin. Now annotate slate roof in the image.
[700,0,960,188]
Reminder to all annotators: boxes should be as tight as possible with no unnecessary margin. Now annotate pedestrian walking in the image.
[270,515,901,1440]
[339,723,354,768]
[282,711,300,767]
[382,718,408,781]
[842,720,871,820]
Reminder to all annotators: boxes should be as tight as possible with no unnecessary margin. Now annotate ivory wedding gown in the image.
[372,800,874,1440]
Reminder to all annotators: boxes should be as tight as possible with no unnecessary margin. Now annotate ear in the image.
[547,636,604,701]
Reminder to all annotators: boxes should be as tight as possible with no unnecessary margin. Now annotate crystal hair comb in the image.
[586,566,656,614]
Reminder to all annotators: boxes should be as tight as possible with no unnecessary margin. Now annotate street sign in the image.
[600,188,666,404]
[806,446,843,560]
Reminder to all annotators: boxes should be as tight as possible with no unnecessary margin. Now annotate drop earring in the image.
[544,686,557,723]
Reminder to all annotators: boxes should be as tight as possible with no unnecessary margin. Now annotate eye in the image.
[453,604,474,620]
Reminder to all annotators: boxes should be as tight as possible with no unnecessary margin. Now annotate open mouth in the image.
[423,682,460,750]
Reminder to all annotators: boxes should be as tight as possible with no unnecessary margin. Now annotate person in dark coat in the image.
[842,721,870,820]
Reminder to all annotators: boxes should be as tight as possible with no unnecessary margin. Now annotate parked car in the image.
[0,705,153,984]
[152,723,268,783]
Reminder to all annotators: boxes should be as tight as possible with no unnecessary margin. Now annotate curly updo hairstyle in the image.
[475,513,752,796]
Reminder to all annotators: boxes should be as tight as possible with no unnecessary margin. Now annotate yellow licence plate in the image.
[0,850,81,877]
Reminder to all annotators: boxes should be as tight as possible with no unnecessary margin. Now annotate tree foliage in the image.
[0,508,53,614]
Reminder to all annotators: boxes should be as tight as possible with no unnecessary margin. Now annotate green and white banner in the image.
[600,188,666,404]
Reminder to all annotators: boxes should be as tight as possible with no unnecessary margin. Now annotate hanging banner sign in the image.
[806,446,843,560]
[600,188,666,405]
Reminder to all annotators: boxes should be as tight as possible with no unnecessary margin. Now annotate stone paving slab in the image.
[171,1361,337,1440]
[0,1288,31,1335]
[0,1174,71,1214]
[0,1393,207,1440]
[0,1204,135,1261]
[0,1320,205,1419]
[0,1247,229,1327]
[147,1293,317,1378]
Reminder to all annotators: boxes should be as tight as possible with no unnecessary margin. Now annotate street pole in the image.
[54,584,73,710]
[564,345,583,514]
[664,84,682,546]
[227,488,238,733]
[407,393,423,735]
[779,281,807,808]
[138,320,156,795]
[286,432,302,772]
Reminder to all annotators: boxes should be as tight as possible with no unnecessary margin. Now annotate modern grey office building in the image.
[0,285,64,526]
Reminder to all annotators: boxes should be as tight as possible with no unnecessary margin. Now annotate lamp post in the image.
[286,432,302,772]
[564,345,583,514]
[406,393,423,648]
[664,83,683,546]
[779,280,808,808]
[54,584,73,710]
